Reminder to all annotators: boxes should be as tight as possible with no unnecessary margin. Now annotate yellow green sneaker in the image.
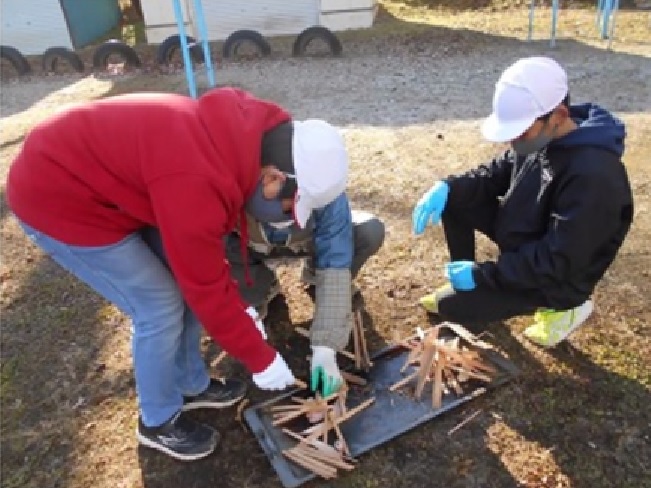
[523,300,594,347]
[419,284,453,314]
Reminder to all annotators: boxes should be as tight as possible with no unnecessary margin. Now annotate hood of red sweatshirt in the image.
[196,87,291,284]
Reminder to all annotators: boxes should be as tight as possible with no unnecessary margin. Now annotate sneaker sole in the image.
[136,431,218,461]
[181,392,246,411]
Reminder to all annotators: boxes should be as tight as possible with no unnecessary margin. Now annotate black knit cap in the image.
[261,121,297,199]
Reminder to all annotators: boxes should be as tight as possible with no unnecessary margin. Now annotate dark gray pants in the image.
[225,211,385,307]
[437,203,544,333]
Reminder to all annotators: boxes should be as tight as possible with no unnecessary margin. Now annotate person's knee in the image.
[355,214,386,257]
[437,295,488,335]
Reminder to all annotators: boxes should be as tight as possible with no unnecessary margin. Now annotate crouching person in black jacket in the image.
[412,56,634,347]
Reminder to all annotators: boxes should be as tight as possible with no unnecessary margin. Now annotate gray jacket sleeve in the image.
[310,268,352,351]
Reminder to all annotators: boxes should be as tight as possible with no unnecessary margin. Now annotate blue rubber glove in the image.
[412,181,450,235]
[445,261,477,291]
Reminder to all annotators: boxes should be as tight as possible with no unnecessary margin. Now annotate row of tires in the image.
[0,26,342,76]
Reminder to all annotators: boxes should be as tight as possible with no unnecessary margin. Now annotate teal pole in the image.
[172,0,197,98]
[192,0,215,88]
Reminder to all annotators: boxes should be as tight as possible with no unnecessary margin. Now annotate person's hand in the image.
[445,261,477,291]
[245,306,266,340]
[412,181,450,235]
[252,353,296,390]
[310,346,343,397]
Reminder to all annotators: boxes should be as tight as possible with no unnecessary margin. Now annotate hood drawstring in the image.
[238,209,254,287]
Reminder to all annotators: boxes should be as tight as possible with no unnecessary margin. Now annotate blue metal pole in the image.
[550,0,559,47]
[172,0,197,98]
[596,0,604,26]
[607,0,620,49]
[528,0,536,42]
[601,0,612,39]
[192,0,216,88]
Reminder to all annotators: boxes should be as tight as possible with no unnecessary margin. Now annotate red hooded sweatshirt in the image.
[6,87,291,373]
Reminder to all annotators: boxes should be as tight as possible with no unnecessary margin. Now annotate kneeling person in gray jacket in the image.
[226,120,385,396]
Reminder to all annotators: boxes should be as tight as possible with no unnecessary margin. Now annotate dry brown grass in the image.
[2,2,650,488]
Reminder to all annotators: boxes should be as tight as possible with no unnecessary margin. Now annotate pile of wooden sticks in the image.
[390,322,497,408]
[268,388,375,479]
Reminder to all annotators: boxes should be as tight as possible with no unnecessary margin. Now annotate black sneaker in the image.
[137,411,219,461]
[182,378,247,411]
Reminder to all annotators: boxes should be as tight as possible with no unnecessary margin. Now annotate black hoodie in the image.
[445,104,634,309]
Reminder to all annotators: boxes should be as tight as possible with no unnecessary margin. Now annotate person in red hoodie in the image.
[6,87,349,461]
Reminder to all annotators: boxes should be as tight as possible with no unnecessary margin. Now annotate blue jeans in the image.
[19,222,210,427]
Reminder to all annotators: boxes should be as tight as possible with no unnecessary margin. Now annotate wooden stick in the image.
[432,355,445,409]
[283,448,337,479]
[352,315,362,370]
[321,410,330,444]
[336,388,348,416]
[341,371,367,386]
[293,443,354,471]
[327,410,351,457]
[446,366,493,383]
[355,310,372,369]
[269,404,306,412]
[273,408,310,426]
[440,321,493,349]
[298,446,355,470]
[304,397,375,440]
[295,327,357,361]
[210,350,228,368]
[447,409,482,436]
[389,371,419,392]
[335,397,375,423]
[272,398,330,426]
[400,345,422,373]
[415,336,438,398]
[282,429,342,459]
[294,378,309,390]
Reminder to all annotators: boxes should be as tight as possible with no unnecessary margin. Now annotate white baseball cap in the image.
[291,119,349,228]
[481,57,569,143]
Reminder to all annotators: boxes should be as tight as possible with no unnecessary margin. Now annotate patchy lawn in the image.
[2,2,650,488]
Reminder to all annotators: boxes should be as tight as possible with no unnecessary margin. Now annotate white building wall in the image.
[1,0,72,55]
[141,0,377,45]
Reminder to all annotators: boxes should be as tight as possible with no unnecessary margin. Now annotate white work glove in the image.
[245,306,266,340]
[252,353,296,390]
[310,346,343,396]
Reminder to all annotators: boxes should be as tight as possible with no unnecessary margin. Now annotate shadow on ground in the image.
[1,193,133,488]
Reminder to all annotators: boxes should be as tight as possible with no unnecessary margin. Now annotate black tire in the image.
[292,26,342,57]
[92,39,141,70]
[0,45,31,76]
[156,35,205,66]
[42,47,84,73]
[222,30,271,59]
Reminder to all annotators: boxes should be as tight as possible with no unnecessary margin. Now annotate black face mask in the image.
[245,175,296,225]
[512,119,557,156]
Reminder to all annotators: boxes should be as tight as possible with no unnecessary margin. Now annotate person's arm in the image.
[474,169,627,291]
[309,193,354,351]
[444,149,515,209]
[149,174,277,373]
